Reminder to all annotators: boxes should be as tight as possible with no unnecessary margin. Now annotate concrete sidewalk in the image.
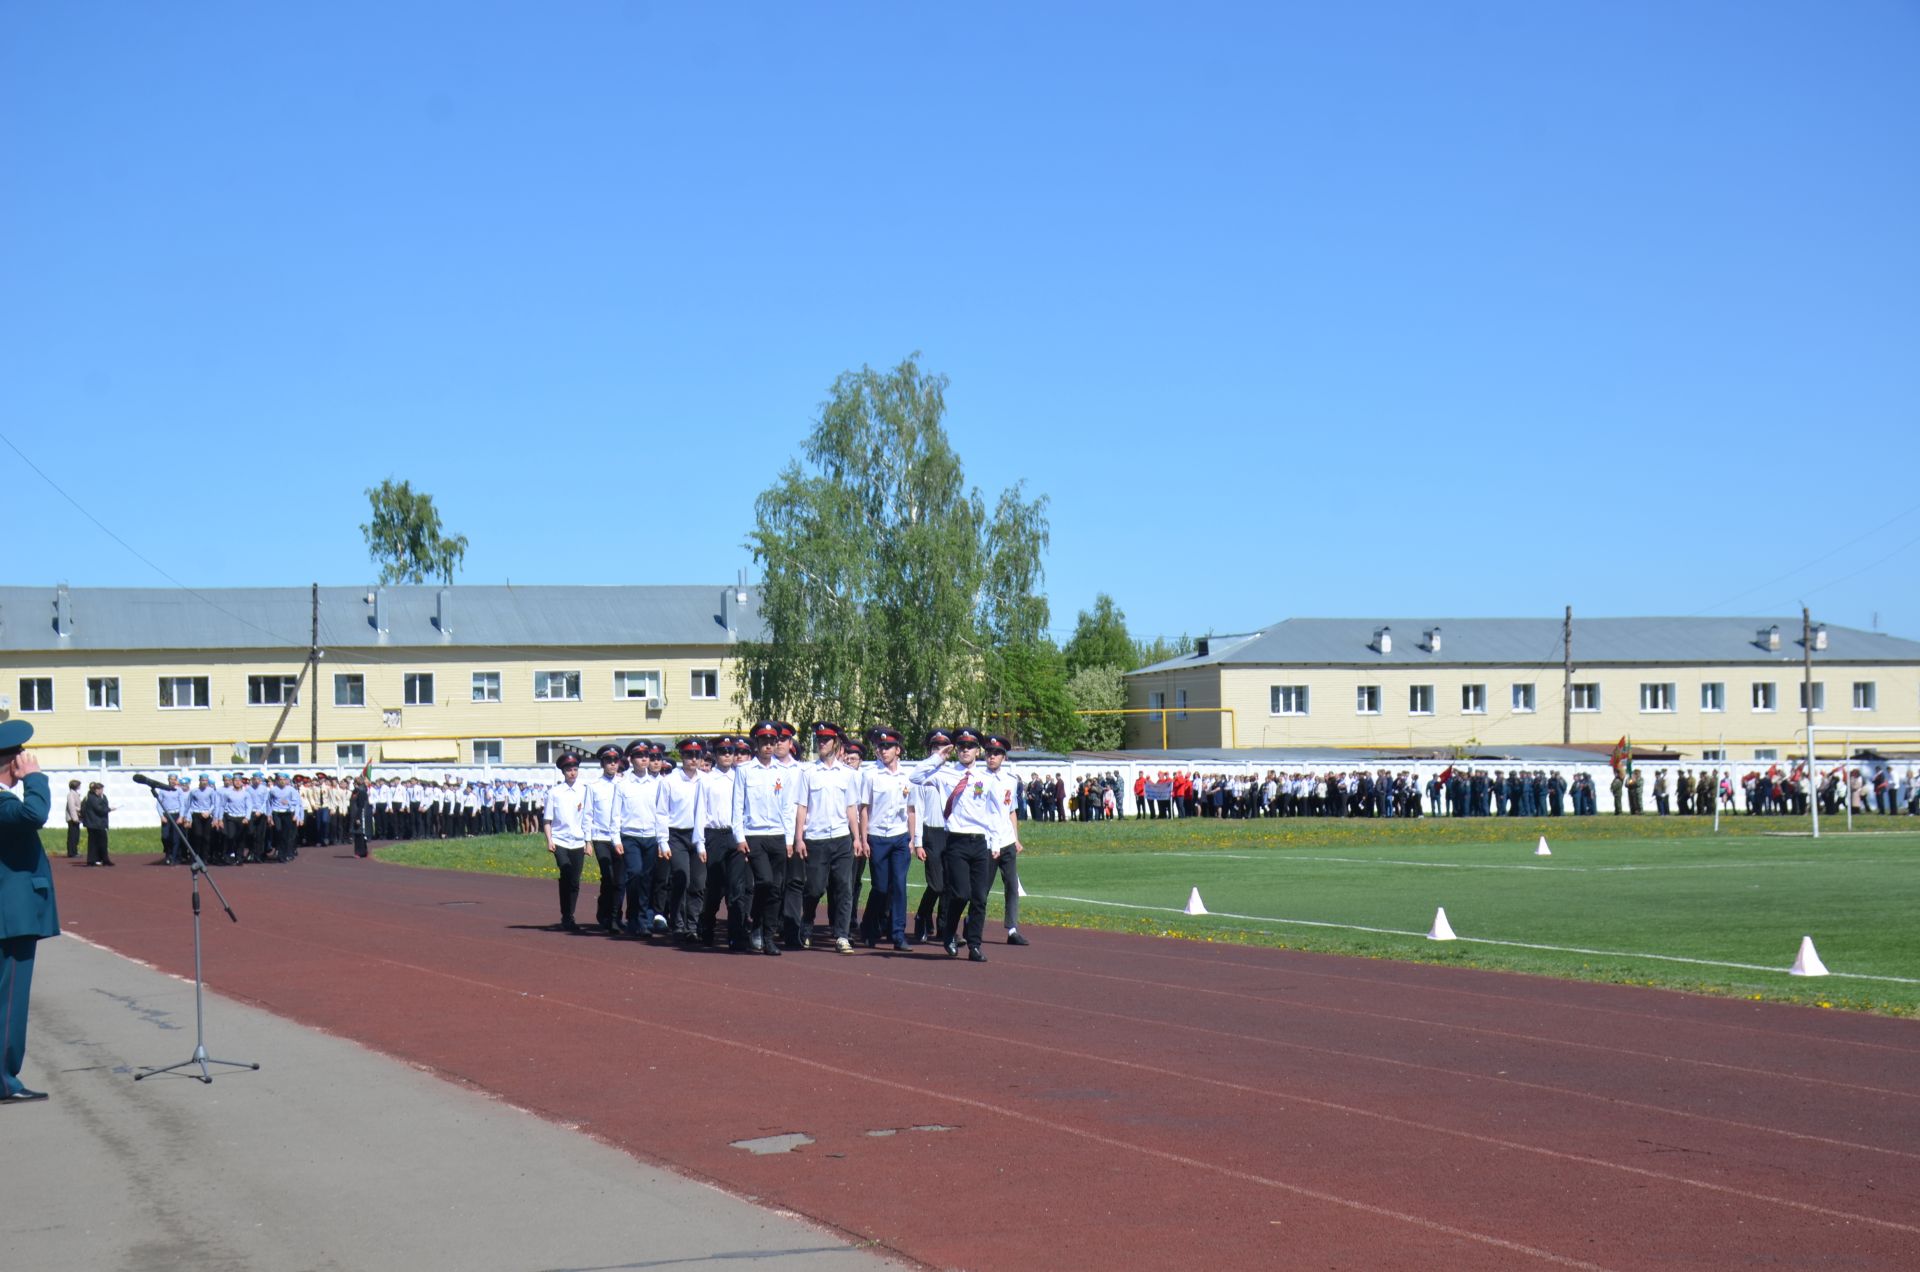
[4,936,898,1272]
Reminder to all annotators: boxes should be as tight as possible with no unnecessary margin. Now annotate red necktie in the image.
[944,771,967,820]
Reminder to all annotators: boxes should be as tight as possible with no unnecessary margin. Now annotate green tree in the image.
[1065,663,1127,749]
[739,355,1051,741]
[361,479,468,585]
[1064,593,1136,674]
[1134,631,1196,668]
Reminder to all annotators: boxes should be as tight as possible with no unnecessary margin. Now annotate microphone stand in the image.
[134,784,259,1084]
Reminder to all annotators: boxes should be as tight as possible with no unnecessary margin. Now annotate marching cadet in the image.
[790,723,859,954]
[653,739,709,940]
[156,775,189,866]
[858,727,918,951]
[695,737,747,949]
[246,772,272,862]
[218,774,252,866]
[267,773,303,862]
[543,753,588,932]
[911,728,952,944]
[982,734,1029,946]
[732,722,796,955]
[614,740,660,936]
[836,737,868,940]
[908,727,999,962]
[186,774,220,862]
[584,744,625,934]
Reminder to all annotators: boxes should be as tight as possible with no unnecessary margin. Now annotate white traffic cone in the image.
[1427,907,1457,941]
[1535,836,1552,857]
[1016,878,1027,898]
[1184,887,1208,916]
[1788,935,1829,977]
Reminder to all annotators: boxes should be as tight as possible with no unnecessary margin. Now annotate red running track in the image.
[55,850,1920,1270]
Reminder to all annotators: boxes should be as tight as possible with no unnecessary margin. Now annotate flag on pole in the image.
[1609,736,1633,778]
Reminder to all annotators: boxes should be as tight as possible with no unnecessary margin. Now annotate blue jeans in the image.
[866,833,911,943]
[619,833,654,931]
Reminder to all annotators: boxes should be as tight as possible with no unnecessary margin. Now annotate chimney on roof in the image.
[372,587,389,638]
[1758,624,1780,652]
[54,583,72,639]
[1372,625,1392,654]
[1811,623,1828,651]
[1195,637,1210,657]
[722,570,750,641]
[1424,626,1442,653]
[436,587,452,640]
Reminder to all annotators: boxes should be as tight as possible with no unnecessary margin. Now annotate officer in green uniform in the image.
[0,719,57,1104]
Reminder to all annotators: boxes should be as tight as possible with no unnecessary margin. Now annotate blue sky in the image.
[4,1,1917,649]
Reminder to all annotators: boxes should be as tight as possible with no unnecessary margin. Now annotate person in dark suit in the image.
[81,782,113,866]
[0,719,57,1104]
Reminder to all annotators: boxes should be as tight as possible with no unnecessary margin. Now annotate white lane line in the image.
[1118,852,1893,874]
[1027,893,1920,985]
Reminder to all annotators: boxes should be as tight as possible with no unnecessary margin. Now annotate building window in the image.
[1570,683,1601,712]
[1147,691,1165,722]
[336,743,367,766]
[1270,685,1309,716]
[85,677,120,710]
[335,674,365,707]
[18,677,53,713]
[1355,685,1381,715]
[472,671,502,703]
[1798,681,1824,712]
[160,746,213,767]
[404,673,435,706]
[1701,682,1725,713]
[1853,681,1877,711]
[1175,688,1188,720]
[1408,685,1434,715]
[615,670,661,702]
[248,674,300,706]
[86,749,122,768]
[1639,683,1675,713]
[690,670,719,701]
[1461,684,1487,715]
[1754,748,1778,762]
[159,676,210,710]
[1701,748,1726,762]
[535,739,582,764]
[246,744,300,765]
[1751,681,1777,712]
[1511,683,1536,713]
[534,671,581,702]
[472,739,503,766]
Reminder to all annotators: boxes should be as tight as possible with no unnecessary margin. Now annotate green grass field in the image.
[53,813,1920,1016]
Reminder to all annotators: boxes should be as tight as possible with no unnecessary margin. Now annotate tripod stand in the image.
[135,785,259,1084]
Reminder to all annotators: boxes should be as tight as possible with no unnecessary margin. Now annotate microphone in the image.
[131,773,170,790]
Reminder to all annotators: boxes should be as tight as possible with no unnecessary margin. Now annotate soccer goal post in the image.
[1800,725,1920,837]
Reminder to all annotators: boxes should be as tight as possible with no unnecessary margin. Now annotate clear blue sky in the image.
[4,1,1917,648]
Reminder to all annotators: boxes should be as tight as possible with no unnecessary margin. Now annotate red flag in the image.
[1437,765,1455,785]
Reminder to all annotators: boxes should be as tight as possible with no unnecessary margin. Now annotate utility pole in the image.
[1802,605,1814,774]
[1561,605,1572,745]
[310,583,321,769]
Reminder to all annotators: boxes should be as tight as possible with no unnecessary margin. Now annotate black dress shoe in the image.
[1006,930,1029,946]
[968,946,988,963]
[2,1087,48,1103]
[943,937,959,958]
[892,939,912,952]
[762,941,782,956]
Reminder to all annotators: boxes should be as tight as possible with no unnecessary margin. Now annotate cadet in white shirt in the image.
[543,753,589,932]
[911,728,953,943]
[907,726,999,962]
[789,722,860,954]
[614,740,662,936]
[653,739,709,939]
[694,736,749,950]
[982,734,1029,946]
[732,722,797,955]
[857,727,919,951]
[583,744,625,934]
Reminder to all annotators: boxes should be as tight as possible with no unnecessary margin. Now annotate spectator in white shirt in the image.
[543,754,588,932]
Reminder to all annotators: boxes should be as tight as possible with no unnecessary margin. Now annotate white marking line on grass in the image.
[1032,894,1920,986]
[1144,852,1889,874]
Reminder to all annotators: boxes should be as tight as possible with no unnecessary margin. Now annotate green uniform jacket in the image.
[0,773,59,940]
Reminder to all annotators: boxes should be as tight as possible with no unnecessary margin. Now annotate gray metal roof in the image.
[1130,616,1920,673]
[0,585,766,653]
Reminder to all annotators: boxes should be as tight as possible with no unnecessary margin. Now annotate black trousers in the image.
[787,834,854,942]
[190,814,214,862]
[223,817,250,865]
[746,835,789,944]
[590,840,623,929]
[915,825,949,928]
[651,828,704,934]
[988,846,1021,931]
[85,827,111,866]
[274,811,297,861]
[937,833,993,950]
[698,836,752,946]
[552,846,585,926]
[249,814,269,861]
[66,822,80,858]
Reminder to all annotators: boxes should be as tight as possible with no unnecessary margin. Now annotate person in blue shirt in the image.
[267,774,304,863]
[156,775,189,865]
[0,719,56,1103]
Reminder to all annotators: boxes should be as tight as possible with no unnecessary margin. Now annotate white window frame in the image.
[248,674,300,707]
[404,672,435,706]
[471,671,502,703]
[1701,748,1726,762]
[1751,681,1777,713]
[1175,688,1188,720]
[1639,682,1676,714]
[1798,681,1824,713]
[689,669,720,701]
[1147,690,1165,723]
[86,676,120,710]
[533,670,582,702]
[18,677,53,713]
[1355,685,1382,716]
[334,673,365,707]
[614,669,662,702]
[1852,681,1877,712]
[160,746,213,768]
[1754,748,1779,762]
[1700,682,1725,713]
[535,739,583,764]
[1461,684,1487,715]
[1269,685,1309,716]
[472,739,504,766]
[158,675,210,710]
[1408,685,1434,716]
[335,743,367,766]
[246,744,301,765]
[1511,683,1536,714]
[1570,683,1601,713]
[86,748,122,768]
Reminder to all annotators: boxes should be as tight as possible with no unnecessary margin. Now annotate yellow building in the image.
[0,583,761,769]
[1125,617,1920,761]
